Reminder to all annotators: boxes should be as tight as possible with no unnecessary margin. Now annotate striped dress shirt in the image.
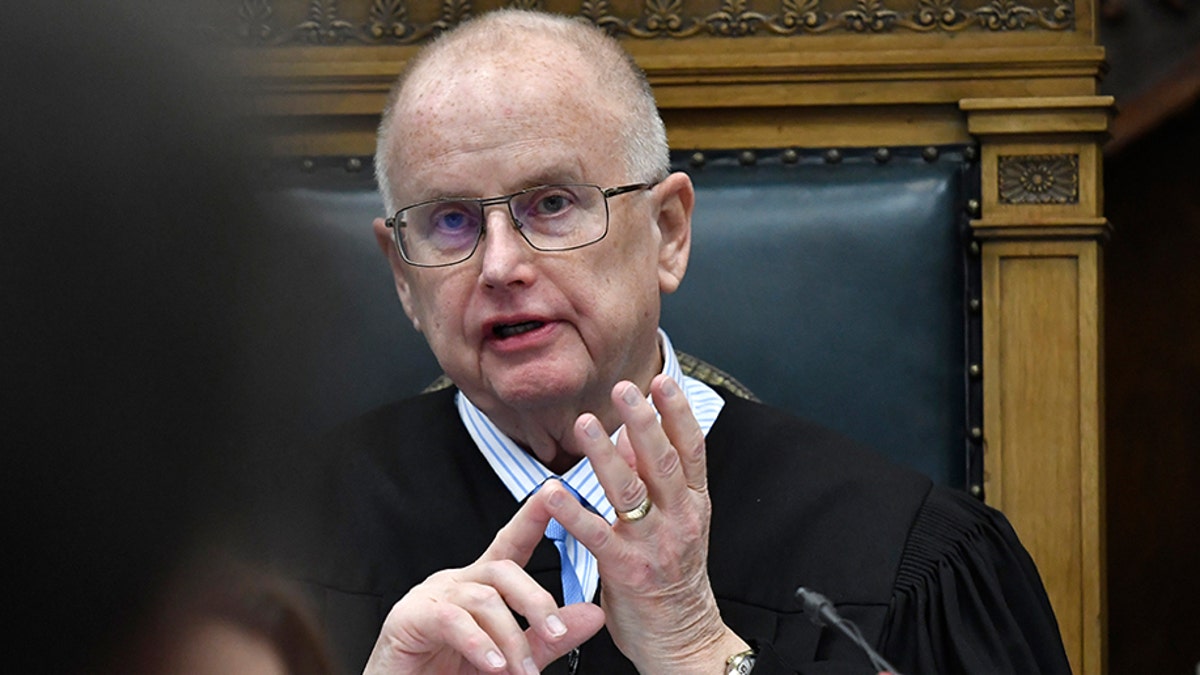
[455,329,725,603]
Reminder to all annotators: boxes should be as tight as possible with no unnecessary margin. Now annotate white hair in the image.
[374,9,669,214]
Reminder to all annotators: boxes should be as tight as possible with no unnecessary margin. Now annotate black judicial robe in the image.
[304,386,1070,674]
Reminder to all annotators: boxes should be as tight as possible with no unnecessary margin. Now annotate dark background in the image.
[1099,1,1200,672]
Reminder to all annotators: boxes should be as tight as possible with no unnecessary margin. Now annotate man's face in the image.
[374,43,691,436]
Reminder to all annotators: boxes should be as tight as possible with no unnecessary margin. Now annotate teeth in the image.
[494,321,543,338]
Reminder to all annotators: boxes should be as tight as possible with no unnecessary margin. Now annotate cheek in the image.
[427,297,461,337]
[407,277,466,338]
[606,229,662,298]
[576,253,661,329]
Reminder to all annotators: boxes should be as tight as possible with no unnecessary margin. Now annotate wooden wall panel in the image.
[983,242,1105,675]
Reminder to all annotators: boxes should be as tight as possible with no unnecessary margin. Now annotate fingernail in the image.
[546,613,567,637]
[661,377,679,398]
[582,416,603,439]
[523,657,540,675]
[547,489,563,508]
[485,650,505,669]
[621,383,641,407]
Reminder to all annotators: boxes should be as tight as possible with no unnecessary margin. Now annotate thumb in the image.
[528,602,606,668]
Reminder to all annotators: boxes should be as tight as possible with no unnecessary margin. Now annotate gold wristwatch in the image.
[725,648,757,675]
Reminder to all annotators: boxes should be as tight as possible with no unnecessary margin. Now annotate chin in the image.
[482,366,596,413]
[468,348,598,405]
[491,379,584,410]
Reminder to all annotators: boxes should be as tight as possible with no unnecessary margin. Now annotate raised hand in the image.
[543,374,750,674]
[365,489,605,675]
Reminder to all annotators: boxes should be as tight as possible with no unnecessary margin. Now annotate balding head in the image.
[374,10,668,213]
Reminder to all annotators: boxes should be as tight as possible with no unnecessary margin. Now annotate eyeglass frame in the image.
[383,182,657,268]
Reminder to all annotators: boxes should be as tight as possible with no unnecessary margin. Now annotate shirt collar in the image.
[455,328,723,524]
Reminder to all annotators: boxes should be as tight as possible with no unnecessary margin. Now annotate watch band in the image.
[725,648,757,675]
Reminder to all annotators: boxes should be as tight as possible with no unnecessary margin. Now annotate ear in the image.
[372,217,422,333]
[652,172,694,295]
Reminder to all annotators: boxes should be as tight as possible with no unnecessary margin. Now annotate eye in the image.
[534,192,572,215]
[523,186,580,219]
[427,203,479,233]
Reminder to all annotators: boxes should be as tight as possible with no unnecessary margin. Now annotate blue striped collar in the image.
[454,329,725,601]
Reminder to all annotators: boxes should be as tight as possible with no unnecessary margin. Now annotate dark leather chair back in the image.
[662,148,978,487]
[256,147,978,487]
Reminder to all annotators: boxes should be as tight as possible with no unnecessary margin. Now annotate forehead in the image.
[386,39,626,198]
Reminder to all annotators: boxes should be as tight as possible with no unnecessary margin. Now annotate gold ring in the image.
[616,495,653,523]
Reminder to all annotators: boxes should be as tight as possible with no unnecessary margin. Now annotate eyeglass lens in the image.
[398,184,607,265]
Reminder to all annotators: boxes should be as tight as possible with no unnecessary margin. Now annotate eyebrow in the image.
[409,164,587,204]
[519,168,585,189]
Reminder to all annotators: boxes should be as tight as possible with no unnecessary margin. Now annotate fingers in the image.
[426,587,528,674]
[541,478,619,556]
[480,487,556,565]
[563,378,726,672]
[373,489,594,674]
[527,602,606,667]
[585,377,705,518]
[431,565,559,674]
[370,491,593,675]
[474,559,569,646]
[479,492,580,644]
[368,573,528,674]
[576,413,649,516]
[616,380,683,511]
[649,374,708,492]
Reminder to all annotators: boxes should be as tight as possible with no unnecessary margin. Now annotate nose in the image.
[477,206,536,289]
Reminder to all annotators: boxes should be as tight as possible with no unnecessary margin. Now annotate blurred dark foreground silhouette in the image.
[1,3,332,672]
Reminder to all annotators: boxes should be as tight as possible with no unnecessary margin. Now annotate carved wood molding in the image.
[962,95,1113,241]
[998,153,1079,204]
[198,0,1078,46]
[207,0,1103,155]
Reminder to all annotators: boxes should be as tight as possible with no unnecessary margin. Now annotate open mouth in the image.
[492,320,545,339]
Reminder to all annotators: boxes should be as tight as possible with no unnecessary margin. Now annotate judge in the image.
[305,9,1071,675]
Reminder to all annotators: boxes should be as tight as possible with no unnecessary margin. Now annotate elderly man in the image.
[307,9,1070,675]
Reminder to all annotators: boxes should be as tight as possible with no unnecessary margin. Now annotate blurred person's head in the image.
[124,555,334,675]
[0,3,321,670]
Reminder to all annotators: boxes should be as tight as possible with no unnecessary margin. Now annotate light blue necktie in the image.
[539,479,588,605]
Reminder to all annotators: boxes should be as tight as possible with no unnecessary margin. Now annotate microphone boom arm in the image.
[795,586,903,675]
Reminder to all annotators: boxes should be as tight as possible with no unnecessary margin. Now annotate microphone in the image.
[795,586,903,675]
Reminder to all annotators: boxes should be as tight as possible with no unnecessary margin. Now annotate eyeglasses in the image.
[384,182,655,268]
